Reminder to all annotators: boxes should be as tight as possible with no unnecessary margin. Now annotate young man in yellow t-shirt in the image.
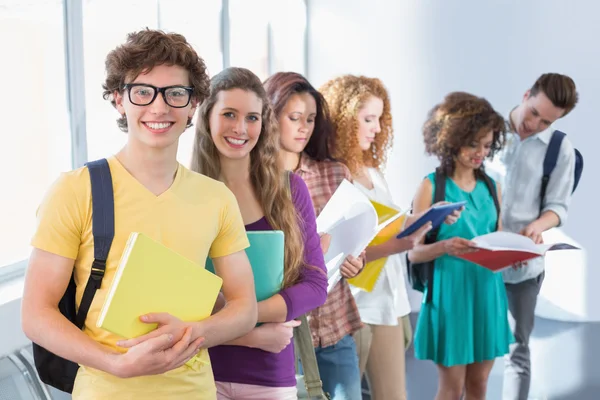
[21,30,258,399]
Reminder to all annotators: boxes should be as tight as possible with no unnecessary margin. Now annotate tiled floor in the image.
[363,313,600,399]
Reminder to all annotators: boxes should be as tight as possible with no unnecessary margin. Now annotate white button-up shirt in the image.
[350,168,411,325]
[486,115,576,284]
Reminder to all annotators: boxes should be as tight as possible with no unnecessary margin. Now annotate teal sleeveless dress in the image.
[414,173,514,367]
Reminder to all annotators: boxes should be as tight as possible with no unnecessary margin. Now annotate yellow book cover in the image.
[96,232,223,340]
[348,201,406,292]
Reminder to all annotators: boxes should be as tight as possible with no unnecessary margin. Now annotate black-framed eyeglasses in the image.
[123,83,194,108]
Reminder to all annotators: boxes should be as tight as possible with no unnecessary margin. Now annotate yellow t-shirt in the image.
[31,156,249,400]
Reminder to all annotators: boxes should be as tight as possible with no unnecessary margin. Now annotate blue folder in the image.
[396,201,466,239]
[205,230,284,301]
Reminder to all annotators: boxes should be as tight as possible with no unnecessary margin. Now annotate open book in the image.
[316,179,408,292]
[457,231,579,272]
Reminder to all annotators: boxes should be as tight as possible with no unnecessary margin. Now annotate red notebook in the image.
[457,231,579,272]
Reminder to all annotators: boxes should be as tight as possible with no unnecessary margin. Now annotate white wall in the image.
[307,0,600,320]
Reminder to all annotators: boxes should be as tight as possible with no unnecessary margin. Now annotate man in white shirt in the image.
[490,73,578,399]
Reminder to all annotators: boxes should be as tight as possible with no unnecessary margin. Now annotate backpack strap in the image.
[432,168,447,212]
[422,168,447,303]
[294,315,328,399]
[75,158,115,329]
[540,130,566,215]
[479,172,501,231]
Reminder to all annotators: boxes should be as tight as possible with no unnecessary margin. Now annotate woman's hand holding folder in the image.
[365,222,433,262]
[340,252,366,279]
[408,201,464,226]
[443,237,478,257]
[432,201,464,225]
[250,320,302,353]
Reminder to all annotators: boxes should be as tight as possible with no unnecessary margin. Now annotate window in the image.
[228,0,306,81]
[269,0,307,74]
[0,0,71,268]
[83,0,159,163]
[159,0,223,168]
[228,0,271,81]
[0,0,307,271]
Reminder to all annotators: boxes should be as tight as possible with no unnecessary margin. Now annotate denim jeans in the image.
[313,334,362,400]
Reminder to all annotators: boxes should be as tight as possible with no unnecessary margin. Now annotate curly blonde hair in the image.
[319,75,393,174]
[190,67,304,289]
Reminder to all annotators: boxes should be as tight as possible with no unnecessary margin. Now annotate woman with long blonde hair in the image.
[191,67,327,399]
[320,75,434,400]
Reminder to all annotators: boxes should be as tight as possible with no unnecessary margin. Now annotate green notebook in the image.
[206,230,284,301]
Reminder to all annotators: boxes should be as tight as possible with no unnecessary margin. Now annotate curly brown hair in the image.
[190,67,305,289]
[102,29,210,132]
[423,92,507,176]
[319,75,393,175]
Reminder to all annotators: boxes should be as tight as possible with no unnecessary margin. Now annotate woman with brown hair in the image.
[321,75,434,400]
[264,71,366,400]
[408,92,513,400]
[191,67,327,399]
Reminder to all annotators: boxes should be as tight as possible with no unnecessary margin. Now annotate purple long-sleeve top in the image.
[208,172,328,387]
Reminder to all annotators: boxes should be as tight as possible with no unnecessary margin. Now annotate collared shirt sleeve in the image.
[542,137,576,227]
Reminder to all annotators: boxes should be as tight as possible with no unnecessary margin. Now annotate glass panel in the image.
[228,0,270,81]
[159,0,223,168]
[270,0,306,75]
[83,0,159,162]
[0,0,71,267]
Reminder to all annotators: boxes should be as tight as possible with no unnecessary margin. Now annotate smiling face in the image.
[457,128,494,170]
[512,90,565,137]
[277,92,317,154]
[114,64,197,151]
[208,88,263,161]
[356,96,384,151]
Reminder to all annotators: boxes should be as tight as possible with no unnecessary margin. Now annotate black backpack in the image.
[32,158,115,393]
[406,168,500,303]
[540,130,583,213]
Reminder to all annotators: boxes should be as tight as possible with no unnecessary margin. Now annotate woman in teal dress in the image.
[408,92,513,400]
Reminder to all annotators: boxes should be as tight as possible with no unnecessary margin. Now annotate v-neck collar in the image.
[108,155,183,200]
[354,168,376,192]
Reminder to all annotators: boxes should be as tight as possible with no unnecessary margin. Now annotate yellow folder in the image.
[347,201,406,292]
[96,232,223,340]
